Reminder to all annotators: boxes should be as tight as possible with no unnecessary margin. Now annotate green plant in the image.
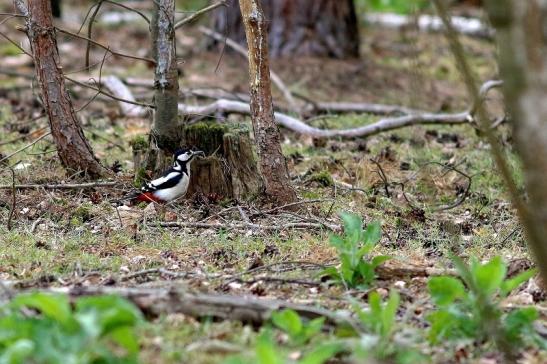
[224,329,341,364]
[359,0,429,14]
[271,309,325,346]
[0,292,143,364]
[427,256,543,357]
[351,290,426,363]
[322,212,390,289]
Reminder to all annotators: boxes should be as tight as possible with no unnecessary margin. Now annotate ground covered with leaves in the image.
[0,2,545,363]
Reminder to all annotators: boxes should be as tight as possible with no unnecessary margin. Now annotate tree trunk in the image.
[484,0,547,282]
[239,0,297,205]
[147,0,181,174]
[23,0,109,179]
[214,0,359,59]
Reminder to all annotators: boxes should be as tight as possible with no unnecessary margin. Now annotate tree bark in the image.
[239,0,297,205]
[147,0,181,173]
[23,0,109,179]
[484,0,547,282]
[215,0,359,59]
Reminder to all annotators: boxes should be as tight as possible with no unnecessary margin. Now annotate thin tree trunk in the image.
[147,0,180,172]
[239,0,297,205]
[485,0,547,282]
[22,0,109,179]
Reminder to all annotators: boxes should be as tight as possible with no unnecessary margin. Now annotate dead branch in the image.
[174,1,227,29]
[7,168,16,230]
[56,27,155,65]
[28,285,351,328]
[65,75,154,109]
[198,26,298,111]
[0,132,51,166]
[159,220,339,231]
[178,99,468,138]
[364,12,494,39]
[101,75,148,116]
[0,181,117,190]
[309,101,425,116]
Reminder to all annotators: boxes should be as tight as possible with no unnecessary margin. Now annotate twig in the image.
[198,26,299,112]
[158,220,338,231]
[56,27,155,65]
[85,0,104,69]
[0,181,117,190]
[251,198,332,216]
[7,168,16,230]
[65,75,154,109]
[0,126,48,147]
[174,1,226,29]
[0,132,51,165]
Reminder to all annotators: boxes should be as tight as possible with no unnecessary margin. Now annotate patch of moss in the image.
[73,203,93,222]
[183,122,228,155]
[309,170,334,187]
[129,135,149,151]
[134,167,148,188]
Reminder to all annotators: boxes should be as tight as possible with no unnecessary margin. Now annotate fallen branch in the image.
[178,80,502,138]
[32,285,350,327]
[364,12,494,40]
[159,220,339,231]
[0,181,117,190]
[101,75,148,116]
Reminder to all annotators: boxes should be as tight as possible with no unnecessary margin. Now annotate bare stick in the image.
[159,220,339,231]
[7,168,16,230]
[198,26,299,111]
[65,76,154,109]
[0,132,51,165]
[56,27,155,65]
[0,181,117,190]
[174,1,226,29]
[101,75,147,116]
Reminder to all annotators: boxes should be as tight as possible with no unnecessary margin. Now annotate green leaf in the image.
[109,326,140,354]
[328,234,345,250]
[11,293,72,327]
[339,212,363,239]
[271,309,302,338]
[371,255,391,268]
[428,277,466,306]
[302,317,325,342]
[381,290,400,337]
[320,267,341,282]
[0,339,34,364]
[255,330,283,364]
[363,221,381,245]
[299,343,342,364]
[426,310,458,343]
[75,295,142,335]
[503,307,539,342]
[472,256,506,296]
[501,268,537,297]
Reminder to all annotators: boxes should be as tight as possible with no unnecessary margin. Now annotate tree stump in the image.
[212,0,359,59]
[184,123,262,201]
[132,123,263,202]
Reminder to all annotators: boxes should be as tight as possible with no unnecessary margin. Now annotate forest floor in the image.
[0,3,545,364]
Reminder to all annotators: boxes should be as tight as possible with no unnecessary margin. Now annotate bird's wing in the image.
[141,171,182,192]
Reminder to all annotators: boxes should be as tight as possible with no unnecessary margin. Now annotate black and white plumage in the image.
[133,148,204,203]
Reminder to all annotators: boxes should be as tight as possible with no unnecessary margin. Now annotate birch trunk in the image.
[239,0,297,205]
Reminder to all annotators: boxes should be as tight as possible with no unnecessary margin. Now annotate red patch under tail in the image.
[135,192,163,203]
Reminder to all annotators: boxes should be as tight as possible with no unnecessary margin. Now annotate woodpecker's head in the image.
[173,148,205,166]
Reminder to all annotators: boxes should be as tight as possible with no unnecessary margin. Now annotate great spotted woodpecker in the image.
[125,148,204,204]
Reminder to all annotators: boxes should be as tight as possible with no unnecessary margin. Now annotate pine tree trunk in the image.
[214,0,359,59]
[23,0,109,179]
[239,0,297,205]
